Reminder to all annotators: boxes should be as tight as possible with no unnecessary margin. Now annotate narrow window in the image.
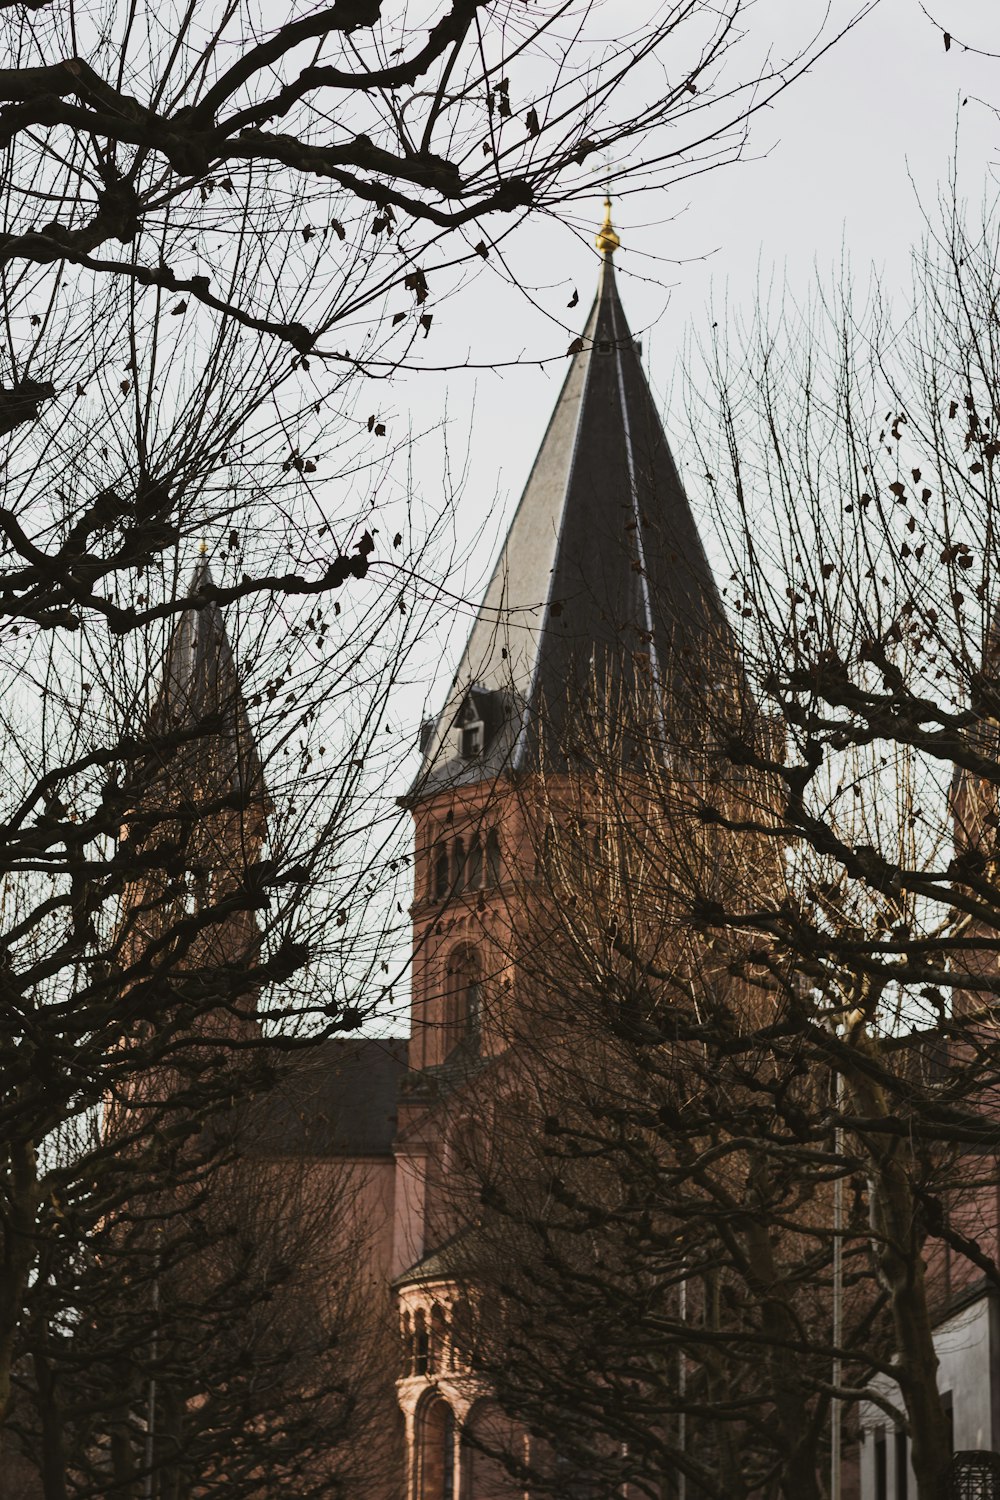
[466,836,483,889]
[452,836,465,891]
[430,1304,447,1376]
[401,1311,413,1377]
[444,946,482,1054]
[458,696,484,759]
[414,1309,429,1376]
[433,847,449,901]
[466,971,482,1037]
[894,1426,908,1500]
[486,828,501,885]
[420,1398,456,1500]
[460,720,483,758]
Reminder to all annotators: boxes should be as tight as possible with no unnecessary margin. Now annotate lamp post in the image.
[831,1067,843,1500]
[678,1273,686,1500]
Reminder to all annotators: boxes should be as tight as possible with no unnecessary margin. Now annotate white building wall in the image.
[858,1293,998,1498]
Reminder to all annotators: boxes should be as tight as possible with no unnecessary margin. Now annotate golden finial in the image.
[198,539,208,556]
[595,196,620,257]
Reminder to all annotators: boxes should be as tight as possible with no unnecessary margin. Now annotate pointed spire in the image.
[148,559,263,803]
[410,240,736,800]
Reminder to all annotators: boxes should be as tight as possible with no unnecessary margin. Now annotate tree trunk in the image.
[845,1045,952,1500]
[0,1137,38,1436]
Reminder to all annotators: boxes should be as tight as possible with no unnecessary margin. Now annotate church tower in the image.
[392,205,746,1500]
[404,201,732,1067]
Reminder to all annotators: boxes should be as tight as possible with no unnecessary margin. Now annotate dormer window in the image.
[458,696,484,759]
[449,686,501,764]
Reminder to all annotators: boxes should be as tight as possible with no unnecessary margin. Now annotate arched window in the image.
[450,1117,482,1176]
[433,846,449,900]
[414,1308,429,1376]
[444,945,482,1054]
[486,828,501,885]
[452,837,465,891]
[461,1401,512,1499]
[420,1397,456,1500]
[430,1303,448,1375]
[401,1310,413,1377]
[466,835,483,889]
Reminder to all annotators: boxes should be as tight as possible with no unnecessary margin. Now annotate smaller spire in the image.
[148,559,264,802]
[595,196,620,257]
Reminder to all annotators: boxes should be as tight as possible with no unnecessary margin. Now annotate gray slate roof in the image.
[147,558,263,799]
[410,255,733,800]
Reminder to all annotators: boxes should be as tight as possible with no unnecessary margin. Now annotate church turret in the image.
[147,555,265,813]
[115,557,267,1039]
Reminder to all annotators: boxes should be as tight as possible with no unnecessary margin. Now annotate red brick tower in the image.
[391,204,742,1500]
[111,558,268,1127]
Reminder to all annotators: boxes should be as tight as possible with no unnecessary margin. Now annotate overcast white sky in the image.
[373,0,997,736]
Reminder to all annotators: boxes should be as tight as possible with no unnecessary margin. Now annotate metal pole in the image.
[831,1070,843,1500]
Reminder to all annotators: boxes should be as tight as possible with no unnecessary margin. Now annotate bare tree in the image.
[430,696,882,1500]
[0,519,429,1494]
[675,195,1000,1496]
[15,1133,404,1499]
[0,0,874,1487]
[412,200,1000,1500]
